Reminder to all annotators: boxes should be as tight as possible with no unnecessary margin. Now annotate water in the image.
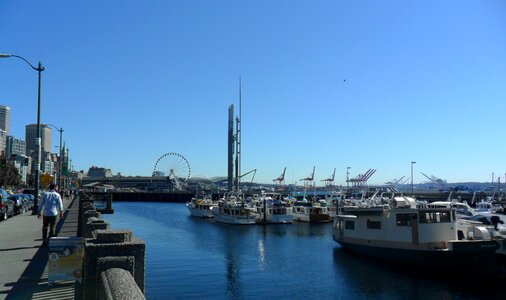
[103,202,501,300]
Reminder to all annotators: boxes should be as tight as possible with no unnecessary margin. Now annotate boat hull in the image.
[186,203,215,218]
[292,212,330,223]
[335,239,505,278]
[214,214,257,225]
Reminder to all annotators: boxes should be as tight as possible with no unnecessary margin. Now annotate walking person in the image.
[37,183,64,246]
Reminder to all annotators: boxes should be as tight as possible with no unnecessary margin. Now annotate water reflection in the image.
[332,248,503,299]
[105,203,504,300]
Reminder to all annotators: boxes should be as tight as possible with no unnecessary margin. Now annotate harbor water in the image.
[103,202,501,300]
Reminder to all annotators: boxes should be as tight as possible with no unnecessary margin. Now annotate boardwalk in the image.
[0,196,80,300]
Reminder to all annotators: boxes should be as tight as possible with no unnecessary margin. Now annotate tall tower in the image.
[0,105,10,154]
[227,105,234,192]
[0,105,10,133]
[25,124,51,155]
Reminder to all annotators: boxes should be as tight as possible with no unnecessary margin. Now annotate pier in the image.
[0,193,146,300]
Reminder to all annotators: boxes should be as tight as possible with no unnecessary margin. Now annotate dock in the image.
[0,195,80,300]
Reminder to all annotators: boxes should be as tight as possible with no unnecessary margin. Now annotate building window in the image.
[366,219,381,229]
[345,220,355,230]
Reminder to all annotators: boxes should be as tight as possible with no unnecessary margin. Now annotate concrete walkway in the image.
[0,196,80,300]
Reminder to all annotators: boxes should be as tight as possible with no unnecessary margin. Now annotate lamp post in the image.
[46,124,63,190]
[346,167,351,188]
[0,53,44,215]
[411,161,416,195]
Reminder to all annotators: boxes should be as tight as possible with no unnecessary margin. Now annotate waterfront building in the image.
[10,154,29,185]
[0,105,10,133]
[25,124,51,155]
[153,171,165,177]
[87,166,113,178]
[0,129,6,156]
[42,151,55,174]
[5,135,26,157]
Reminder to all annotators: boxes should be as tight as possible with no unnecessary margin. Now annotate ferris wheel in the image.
[153,153,191,189]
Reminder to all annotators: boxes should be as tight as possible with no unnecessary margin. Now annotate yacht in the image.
[333,196,506,278]
[186,193,216,218]
[291,198,330,223]
[255,196,293,224]
[212,194,258,225]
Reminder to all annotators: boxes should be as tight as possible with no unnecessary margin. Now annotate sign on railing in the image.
[48,237,84,285]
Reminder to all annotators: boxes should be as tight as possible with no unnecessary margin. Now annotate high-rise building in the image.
[0,105,10,134]
[0,129,6,156]
[25,124,51,155]
[6,135,26,157]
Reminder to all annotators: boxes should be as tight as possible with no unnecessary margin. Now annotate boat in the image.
[291,198,330,223]
[212,194,258,225]
[474,200,504,215]
[186,193,216,218]
[321,192,345,220]
[333,195,506,278]
[255,195,293,224]
[211,82,258,225]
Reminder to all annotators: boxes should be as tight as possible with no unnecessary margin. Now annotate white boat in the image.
[255,196,293,224]
[186,194,216,218]
[291,198,330,223]
[321,192,345,220]
[212,195,258,225]
[427,200,477,218]
[474,200,503,214]
[333,196,506,278]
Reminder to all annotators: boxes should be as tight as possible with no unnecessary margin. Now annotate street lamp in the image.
[46,124,63,190]
[0,53,44,215]
[411,161,416,195]
[346,167,351,188]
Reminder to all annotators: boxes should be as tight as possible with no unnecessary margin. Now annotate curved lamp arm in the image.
[0,53,44,72]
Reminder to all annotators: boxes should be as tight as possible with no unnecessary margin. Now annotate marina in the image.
[2,2,506,299]
[104,201,504,299]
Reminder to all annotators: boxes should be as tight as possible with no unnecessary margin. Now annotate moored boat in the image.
[255,196,293,224]
[291,198,330,223]
[186,194,216,218]
[212,194,258,225]
[333,196,506,278]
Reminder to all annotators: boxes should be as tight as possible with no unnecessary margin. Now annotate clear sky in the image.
[1,0,505,185]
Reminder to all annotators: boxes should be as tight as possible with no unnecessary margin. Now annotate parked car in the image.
[0,188,15,220]
[22,194,35,210]
[9,194,28,215]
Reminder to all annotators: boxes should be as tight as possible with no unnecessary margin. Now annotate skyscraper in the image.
[25,124,51,155]
[6,135,26,157]
[0,129,6,156]
[0,105,10,134]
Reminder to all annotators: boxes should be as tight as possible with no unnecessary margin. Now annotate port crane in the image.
[273,167,286,189]
[347,168,376,187]
[385,176,406,186]
[419,172,447,185]
[300,166,315,188]
[321,168,336,187]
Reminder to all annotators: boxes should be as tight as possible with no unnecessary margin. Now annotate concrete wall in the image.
[79,192,145,300]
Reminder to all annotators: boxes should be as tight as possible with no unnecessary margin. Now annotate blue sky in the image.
[1,0,505,185]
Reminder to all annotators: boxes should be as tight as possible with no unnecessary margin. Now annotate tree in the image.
[0,154,20,187]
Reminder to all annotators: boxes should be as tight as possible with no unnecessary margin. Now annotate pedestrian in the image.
[37,183,64,246]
